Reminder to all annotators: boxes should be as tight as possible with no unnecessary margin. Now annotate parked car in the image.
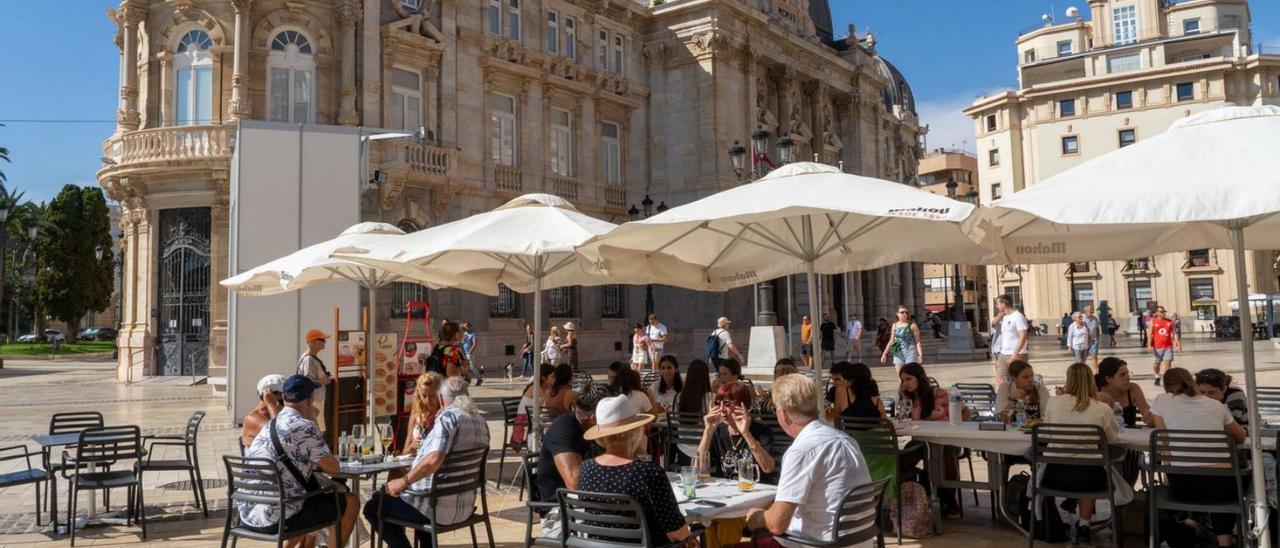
[77,328,99,341]
[43,329,65,343]
[16,333,37,343]
[94,327,117,341]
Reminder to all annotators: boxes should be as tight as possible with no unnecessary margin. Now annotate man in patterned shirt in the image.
[364,375,491,548]
[241,375,357,546]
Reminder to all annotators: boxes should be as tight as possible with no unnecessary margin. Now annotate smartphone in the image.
[695,499,727,508]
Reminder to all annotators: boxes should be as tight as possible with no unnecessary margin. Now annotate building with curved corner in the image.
[98,0,924,383]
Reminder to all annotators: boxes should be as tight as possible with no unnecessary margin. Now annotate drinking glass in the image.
[352,424,366,455]
[695,453,712,483]
[737,459,759,492]
[679,466,697,498]
[378,422,394,455]
[899,399,914,426]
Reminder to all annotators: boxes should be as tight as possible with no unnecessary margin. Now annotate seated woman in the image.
[1150,368,1248,548]
[615,368,656,415]
[402,371,444,455]
[650,355,683,415]
[508,365,553,449]
[697,382,776,547]
[1094,357,1155,427]
[544,363,576,418]
[1194,368,1249,426]
[1042,362,1121,543]
[829,362,885,421]
[716,358,743,388]
[897,362,970,518]
[580,396,691,545]
[606,361,626,386]
[995,360,1050,423]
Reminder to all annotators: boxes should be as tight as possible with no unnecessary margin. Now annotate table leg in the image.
[351,476,362,547]
[925,442,944,535]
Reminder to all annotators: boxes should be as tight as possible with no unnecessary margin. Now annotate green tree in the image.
[34,185,112,337]
[0,122,9,184]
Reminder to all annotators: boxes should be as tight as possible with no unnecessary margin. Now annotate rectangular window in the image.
[1183,18,1200,35]
[1107,52,1141,74]
[1181,53,1212,62]
[598,30,609,70]
[489,284,521,318]
[390,282,428,319]
[292,70,311,124]
[391,68,422,131]
[602,121,621,186]
[1004,286,1023,312]
[564,17,576,59]
[1023,49,1036,64]
[176,66,213,125]
[1061,135,1079,155]
[613,35,624,75]
[1187,249,1211,267]
[490,94,517,166]
[1073,282,1095,310]
[546,11,558,54]
[1059,98,1076,117]
[548,287,576,318]
[549,108,572,177]
[1189,278,1216,319]
[507,0,521,42]
[1128,280,1152,314]
[985,114,997,132]
[601,285,625,319]
[1057,40,1072,57]
[269,68,290,122]
[193,66,213,124]
[1115,90,1133,109]
[1113,4,1138,45]
[991,183,1003,200]
[988,149,1000,167]
[488,0,500,35]
[1118,129,1136,148]
[1176,82,1194,102]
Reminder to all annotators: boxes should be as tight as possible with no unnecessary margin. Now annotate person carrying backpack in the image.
[707,317,744,368]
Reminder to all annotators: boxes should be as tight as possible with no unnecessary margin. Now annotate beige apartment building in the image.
[964,0,1280,333]
[918,149,988,330]
[96,0,925,381]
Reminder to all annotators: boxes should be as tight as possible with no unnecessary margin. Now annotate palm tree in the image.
[0,122,9,184]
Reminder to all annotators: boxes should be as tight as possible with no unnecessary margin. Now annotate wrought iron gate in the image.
[156,208,211,376]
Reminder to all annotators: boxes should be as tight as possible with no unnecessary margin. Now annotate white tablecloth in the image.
[670,478,777,521]
[900,420,1276,454]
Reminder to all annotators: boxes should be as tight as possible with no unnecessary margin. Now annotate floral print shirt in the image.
[239,407,331,528]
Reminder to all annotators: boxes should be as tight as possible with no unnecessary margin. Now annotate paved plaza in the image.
[0,332,1276,546]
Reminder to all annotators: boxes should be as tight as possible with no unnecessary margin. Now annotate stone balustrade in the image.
[548,175,581,200]
[105,124,233,166]
[380,140,453,178]
[495,165,523,193]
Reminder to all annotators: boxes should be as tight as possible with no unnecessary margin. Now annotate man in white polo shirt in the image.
[645,313,668,371]
[743,374,870,547]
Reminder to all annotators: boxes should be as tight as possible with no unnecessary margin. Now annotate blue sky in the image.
[0,1,1277,203]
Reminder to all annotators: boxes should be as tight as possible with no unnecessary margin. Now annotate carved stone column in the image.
[337,1,361,125]
[208,175,231,379]
[117,5,146,130]
[229,0,252,119]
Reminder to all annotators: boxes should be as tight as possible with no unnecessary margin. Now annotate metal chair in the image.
[571,371,593,391]
[752,477,891,547]
[138,411,208,516]
[754,409,794,463]
[0,445,50,525]
[498,397,527,485]
[376,445,495,548]
[1146,429,1249,548]
[221,455,341,548]
[522,451,559,546]
[951,383,998,510]
[1255,386,1280,426]
[641,370,658,387]
[839,416,929,545]
[1028,423,1120,548]
[63,425,146,546]
[666,412,707,467]
[45,411,104,520]
[555,489,707,547]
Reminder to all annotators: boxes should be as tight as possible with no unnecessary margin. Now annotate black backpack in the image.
[1003,472,1069,542]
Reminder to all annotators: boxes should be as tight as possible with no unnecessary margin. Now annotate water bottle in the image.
[948,387,964,425]
[1112,403,1127,430]
[338,433,349,460]
[1014,400,1027,427]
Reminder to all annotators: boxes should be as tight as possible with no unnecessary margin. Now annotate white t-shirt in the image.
[1067,322,1089,350]
[650,380,677,412]
[645,322,668,349]
[775,421,872,548]
[714,328,732,359]
[846,320,862,339]
[625,389,653,414]
[1043,395,1120,444]
[1150,393,1233,431]
[999,310,1029,356]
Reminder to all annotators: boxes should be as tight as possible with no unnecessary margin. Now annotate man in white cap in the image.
[241,374,286,448]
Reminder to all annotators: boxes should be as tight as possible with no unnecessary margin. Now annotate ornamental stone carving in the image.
[686,31,724,58]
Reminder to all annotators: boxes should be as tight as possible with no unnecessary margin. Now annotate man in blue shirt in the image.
[461,321,481,386]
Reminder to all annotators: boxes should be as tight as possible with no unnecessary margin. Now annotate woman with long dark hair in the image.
[898,362,969,518]
[1094,357,1154,427]
[544,362,575,417]
[830,362,884,420]
[678,359,713,414]
[650,355,683,413]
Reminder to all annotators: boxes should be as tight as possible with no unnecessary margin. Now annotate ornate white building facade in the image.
[98,0,925,381]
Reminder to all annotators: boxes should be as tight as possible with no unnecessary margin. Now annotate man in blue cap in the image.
[241,374,357,546]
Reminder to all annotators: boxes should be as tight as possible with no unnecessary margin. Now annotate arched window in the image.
[267,30,315,124]
[173,29,213,125]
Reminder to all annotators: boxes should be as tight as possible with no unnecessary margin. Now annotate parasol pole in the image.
[1228,225,1269,545]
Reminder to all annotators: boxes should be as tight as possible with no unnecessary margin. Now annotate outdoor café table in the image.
[31,432,145,532]
[334,456,413,546]
[669,475,777,522]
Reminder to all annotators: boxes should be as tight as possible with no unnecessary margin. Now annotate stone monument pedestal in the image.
[936,320,988,361]
[745,326,788,376]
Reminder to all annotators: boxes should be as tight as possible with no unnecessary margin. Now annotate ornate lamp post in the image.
[26,224,38,341]
[945,178,964,321]
[728,126,793,326]
[628,195,668,316]
[0,202,11,342]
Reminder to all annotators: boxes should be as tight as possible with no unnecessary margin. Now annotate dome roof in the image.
[809,0,833,44]
[875,57,916,116]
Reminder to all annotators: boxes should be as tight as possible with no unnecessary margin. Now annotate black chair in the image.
[1028,423,1121,548]
[838,416,928,545]
[0,444,50,525]
[499,397,527,485]
[1255,386,1280,426]
[138,411,208,516]
[63,425,146,546]
[954,383,998,420]
[641,370,658,388]
[754,409,794,463]
[522,451,559,546]
[752,477,891,547]
[376,445,495,548]
[571,371,593,391]
[665,412,706,468]
[1146,429,1249,548]
[555,489,707,547]
[221,455,341,548]
[45,411,104,520]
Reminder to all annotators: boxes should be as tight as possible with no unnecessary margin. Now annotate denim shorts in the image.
[1152,347,1175,362]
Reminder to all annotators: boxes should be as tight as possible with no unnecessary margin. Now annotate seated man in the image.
[241,375,358,548]
[538,383,611,536]
[241,374,286,448]
[365,376,491,548]
[743,374,871,548]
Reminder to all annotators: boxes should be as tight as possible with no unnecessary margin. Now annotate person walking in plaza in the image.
[1105,315,1119,347]
[1066,312,1092,364]
[1138,310,1150,347]
[709,317,745,369]
[560,322,579,371]
[994,295,1029,386]
[990,305,1005,361]
[874,317,891,355]
[241,375,358,547]
[1058,313,1071,347]
[366,376,490,548]
[429,321,466,379]
[799,315,814,369]
[1148,306,1181,386]
[629,322,651,371]
[241,374,286,448]
[461,321,481,385]
[537,383,610,537]
[543,326,562,366]
[519,323,535,379]
[1083,304,1102,368]
[845,313,863,360]
[644,313,668,372]
[741,374,871,547]
[819,314,837,364]
[880,306,923,371]
[297,329,332,434]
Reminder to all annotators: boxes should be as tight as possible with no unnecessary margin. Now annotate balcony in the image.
[102,124,233,170]
[495,165,522,193]
[548,175,581,200]
[600,185,626,210]
[1183,249,1219,272]
[380,141,453,179]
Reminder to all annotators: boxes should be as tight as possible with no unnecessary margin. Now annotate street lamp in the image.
[641,195,653,218]
[728,141,747,176]
[628,197,667,316]
[776,136,795,165]
[727,127,797,327]
[0,202,11,342]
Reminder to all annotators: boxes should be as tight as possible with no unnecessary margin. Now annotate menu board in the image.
[336,331,366,369]
[371,333,400,418]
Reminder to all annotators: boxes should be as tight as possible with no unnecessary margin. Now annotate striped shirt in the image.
[403,403,490,524]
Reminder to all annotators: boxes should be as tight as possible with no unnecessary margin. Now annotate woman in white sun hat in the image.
[578,396,692,545]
